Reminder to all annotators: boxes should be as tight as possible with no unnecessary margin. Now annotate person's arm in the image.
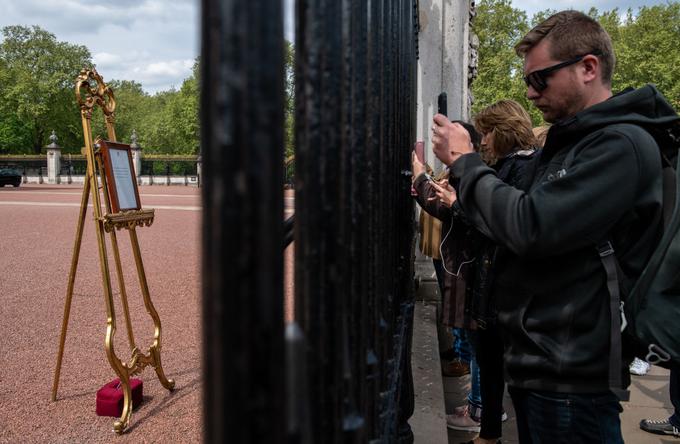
[413,174,452,221]
[450,128,660,258]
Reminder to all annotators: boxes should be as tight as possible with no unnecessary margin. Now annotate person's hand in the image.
[431,114,474,165]
[411,151,426,178]
[428,179,457,208]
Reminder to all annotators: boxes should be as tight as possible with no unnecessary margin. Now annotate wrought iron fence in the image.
[0,155,46,183]
[0,154,200,186]
[202,0,418,442]
[140,155,199,186]
[60,155,88,176]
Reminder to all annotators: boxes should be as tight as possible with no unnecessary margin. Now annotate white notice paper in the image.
[109,148,137,210]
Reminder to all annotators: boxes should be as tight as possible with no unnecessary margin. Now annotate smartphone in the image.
[414,141,425,163]
[437,92,447,117]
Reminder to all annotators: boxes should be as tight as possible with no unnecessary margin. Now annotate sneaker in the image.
[460,441,501,444]
[453,404,507,422]
[443,359,471,377]
[640,418,680,436]
[446,405,481,432]
[453,404,468,415]
[629,357,651,376]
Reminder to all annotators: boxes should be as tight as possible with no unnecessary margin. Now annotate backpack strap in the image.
[568,143,628,399]
[662,161,677,228]
[597,241,631,402]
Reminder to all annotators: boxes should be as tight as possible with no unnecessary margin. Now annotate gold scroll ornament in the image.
[52,68,174,434]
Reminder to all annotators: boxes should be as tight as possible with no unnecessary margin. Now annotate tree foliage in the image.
[0,25,91,153]
[472,0,532,119]
[0,25,297,157]
[284,40,295,159]
[472,0,680,125]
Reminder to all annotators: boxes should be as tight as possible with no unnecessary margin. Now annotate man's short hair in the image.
[474,100,537,157]
[515,10,615,86]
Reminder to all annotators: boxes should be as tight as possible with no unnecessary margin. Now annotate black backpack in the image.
[564,120,680,401]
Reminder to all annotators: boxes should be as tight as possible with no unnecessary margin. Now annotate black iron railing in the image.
[202,0,418,442]
[294,1,417,442]
[201,0,287,441]
[140,156,199,186]
[0,155,46,183]
[0,154,200,185]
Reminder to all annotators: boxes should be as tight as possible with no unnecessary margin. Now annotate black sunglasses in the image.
[523,53,597,92]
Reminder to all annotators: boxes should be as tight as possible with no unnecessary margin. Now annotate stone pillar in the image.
[196,154,202,187]
[416,0,474,173]
[45,130,61,184]
[130,129,142,184]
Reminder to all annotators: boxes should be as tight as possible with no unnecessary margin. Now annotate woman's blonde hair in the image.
[474,100,537,157]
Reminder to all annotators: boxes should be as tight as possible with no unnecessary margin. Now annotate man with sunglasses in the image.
[431,10,679,443]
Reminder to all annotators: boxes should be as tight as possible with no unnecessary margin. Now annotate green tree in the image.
[472,2,680,125]
[134,59,200,154]
[613,4,680,109]
[0,25,92,153]
[284,40,294,159]
[88,78,155,148]
[109,79,151,143]
[471,0,539,123]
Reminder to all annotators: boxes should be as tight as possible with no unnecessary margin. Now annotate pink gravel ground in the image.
[284,188,295,323]
[0,184,295,443]
[0,184,201,443]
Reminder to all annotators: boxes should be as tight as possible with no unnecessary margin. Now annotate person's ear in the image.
[582,54,599,84]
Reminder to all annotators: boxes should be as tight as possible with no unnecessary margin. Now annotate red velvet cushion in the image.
[95,378,143,417]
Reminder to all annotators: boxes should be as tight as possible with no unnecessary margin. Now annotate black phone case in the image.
[438,92,447,117]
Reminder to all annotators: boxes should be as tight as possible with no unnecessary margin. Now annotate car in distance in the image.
[0,168,21,187]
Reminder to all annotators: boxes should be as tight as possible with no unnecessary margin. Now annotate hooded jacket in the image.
[450,85,678,393]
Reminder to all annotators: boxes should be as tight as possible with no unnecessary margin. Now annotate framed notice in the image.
[99,140,141,213]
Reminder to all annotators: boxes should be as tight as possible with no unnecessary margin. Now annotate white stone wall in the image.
[19,175,199,187]
[416,0,472,174]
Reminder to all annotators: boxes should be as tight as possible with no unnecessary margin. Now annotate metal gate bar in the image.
[201,0,286,442]
[202,0,418,442]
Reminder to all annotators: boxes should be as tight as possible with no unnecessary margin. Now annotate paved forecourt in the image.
[0,184,201,443]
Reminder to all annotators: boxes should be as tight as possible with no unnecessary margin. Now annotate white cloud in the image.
[141,60,194,77]
[93,52,122,66]
[0,0,199,94]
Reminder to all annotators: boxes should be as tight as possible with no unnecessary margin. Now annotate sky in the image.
[0,0,671,94]
[0,0,200,95]
[512,0,670,18]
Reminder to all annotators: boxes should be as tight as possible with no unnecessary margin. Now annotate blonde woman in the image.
[433,100,538,444]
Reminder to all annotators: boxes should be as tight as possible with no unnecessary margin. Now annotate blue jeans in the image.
[467,353,482,408]
[509,387,623,443]
[452,328,472,363]
[670,364,680,428]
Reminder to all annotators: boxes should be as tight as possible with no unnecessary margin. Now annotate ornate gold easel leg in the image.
[129,227,175,391]
[83,135,128,434]
[52,177,91,401]
[102,187,136,351]
[105,324,132,434]
[94,145,137,433]
[111,370,132,434]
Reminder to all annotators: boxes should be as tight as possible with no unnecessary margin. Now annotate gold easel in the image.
[51,68,175,434]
